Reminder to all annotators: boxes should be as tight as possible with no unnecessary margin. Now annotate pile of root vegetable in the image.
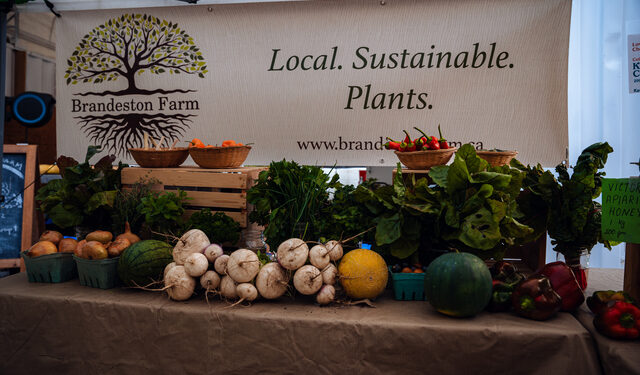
[161,229,345,306]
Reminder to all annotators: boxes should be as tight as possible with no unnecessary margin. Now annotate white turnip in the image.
[173,229,210,265]
[200,270,221,290]
[184,253,209,277]
[220,275,238,299]
[214,254,230,275]
[164,262,177,279]
[321,263,338,285]
[316,285,336,305]
[164,266,196,301]
[236,283,258,302]
[309,244,330,269]
[226,249,260,283]
[255,262,289,300]
[325,240,343,261]
[277,238,309,270]
[203,243,224,263]
[293,265,323,295]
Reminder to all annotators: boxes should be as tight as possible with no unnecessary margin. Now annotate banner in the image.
[56,0,571,167]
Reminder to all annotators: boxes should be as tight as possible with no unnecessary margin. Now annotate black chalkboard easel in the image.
[0,145,38,270]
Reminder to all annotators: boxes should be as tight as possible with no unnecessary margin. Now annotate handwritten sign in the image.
[0,153,26,259]
[602,178,640,243]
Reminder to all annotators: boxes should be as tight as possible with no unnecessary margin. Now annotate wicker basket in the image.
[394,147,457,170]
[189,145,252,169]
[476,150,518,167]
[129,148,189,168]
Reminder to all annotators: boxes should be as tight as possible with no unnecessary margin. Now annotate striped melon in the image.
[118,240,173,287]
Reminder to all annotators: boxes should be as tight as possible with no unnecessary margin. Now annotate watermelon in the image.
[118,240,173,287]
[424,252,492,318]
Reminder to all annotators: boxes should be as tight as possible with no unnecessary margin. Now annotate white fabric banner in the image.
[55,0,571,167]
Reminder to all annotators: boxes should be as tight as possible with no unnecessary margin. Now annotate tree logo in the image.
[66,14,207,155]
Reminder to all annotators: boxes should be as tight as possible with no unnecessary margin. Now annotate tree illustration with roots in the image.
[66,14,207,155]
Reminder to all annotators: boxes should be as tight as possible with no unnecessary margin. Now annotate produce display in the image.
[383,126,450,151]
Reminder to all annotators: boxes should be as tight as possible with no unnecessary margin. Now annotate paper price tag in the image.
[601,178,640,243]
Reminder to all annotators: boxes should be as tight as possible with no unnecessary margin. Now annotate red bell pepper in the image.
[511,275,562,321]
[487,261,526,312]
[593,301,640,340]
[587,290,637,315]
[537,261,585,311]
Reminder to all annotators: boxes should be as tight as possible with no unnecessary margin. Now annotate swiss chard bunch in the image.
[247,159,340,250]
[319,182,377,245]
[187,209,241,245]
[514,142,615,258]
[36,146,125,229]
[428,144,533,258]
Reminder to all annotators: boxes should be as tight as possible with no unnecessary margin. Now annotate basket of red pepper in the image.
[386,125,457,170]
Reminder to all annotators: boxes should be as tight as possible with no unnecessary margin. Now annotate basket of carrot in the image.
[188,138,252,169]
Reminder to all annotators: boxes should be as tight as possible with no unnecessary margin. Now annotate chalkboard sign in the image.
[0,145,38,269]
[0,153,26,259]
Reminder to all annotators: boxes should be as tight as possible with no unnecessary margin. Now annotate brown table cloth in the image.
[0,273,600,375]
[575,268,640,375]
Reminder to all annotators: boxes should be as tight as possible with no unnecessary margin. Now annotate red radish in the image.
[309,244,330,269]
[325,240,343,261]
[214,254,230,275]
[293,265,323,295]
[203,243,224,263]
[277,238,309,270]
[321,264,338,285]
[173,229,210,265]
[226,249,260,283]
[220,275,238,299]
[316,285,336,305]
[255,262,289,300]
[184,253,209,277]
[200,270,221,290]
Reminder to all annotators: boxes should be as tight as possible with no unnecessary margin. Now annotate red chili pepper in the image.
[537,261,585,312]
[384,137,402,151]
[593,301,640,340]
[402,130,417,152]
[414,138,425,151]
[438,124,450,149]
[402,130,412,145]
[414,127,440,150]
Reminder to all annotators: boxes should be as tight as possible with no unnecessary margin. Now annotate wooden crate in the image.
[121,167,266,228]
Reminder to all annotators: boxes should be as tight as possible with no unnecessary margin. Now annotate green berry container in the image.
[74,255,120,289]
[21,251,78,283]
[389,269,427,301]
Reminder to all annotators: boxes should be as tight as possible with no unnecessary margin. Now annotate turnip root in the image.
[220,275,238,299]
[309,244,330,269]
[86,230,113,244]
[226,249,260,283]
[321,264,338,285]
[293,265,323,295]
[184,253,209,277]
[236,283,258,302]
[255,262,289,300]
[173,229,210,265]
[325,240,343,261]
[107,237,130,257]
[200,270,221,290]
[277,238,309,270]
[164,266,196,301]
[40,230,63,245]
[316,285,336,305]
[203,243,224,263]
[214,254,230,275]
[164,262,177,279]
[115,222,141,244]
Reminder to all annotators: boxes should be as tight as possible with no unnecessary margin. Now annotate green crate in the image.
[21,251,77,283]
[390,269,426,301]
[74,255,120,289]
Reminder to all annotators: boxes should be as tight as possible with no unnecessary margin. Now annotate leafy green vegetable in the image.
[139,190,189,239]
[514,142,616,258]
[247,159,340,250]
[36,146,125,229]
[111,176,159,235]
[187,209,240,245]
